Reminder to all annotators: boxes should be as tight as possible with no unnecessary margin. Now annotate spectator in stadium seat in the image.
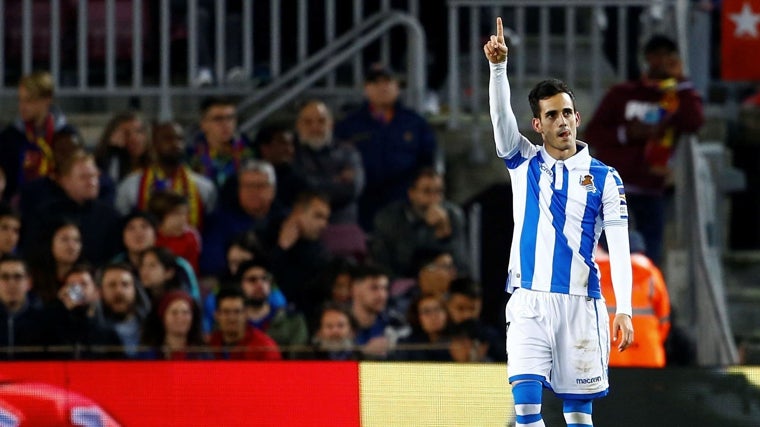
[371,167,469,279]
[295,100,368,262]
[147,190,202,274]
[200,230,287,335]
[19,128,85,219]
[45,263,123,360]
[445,277,505,363]
[446,318,491,363]
[115,121,217,230]
[0,255,48,360]
[0,71,78,203]
[98,262,151,358]
[0,204,21,257]
[584,34,704,265]
[234,258,308,359]
[269,190,332,314]
[208,286,282,361]
[200,159,287,277]
[294,99,365,225]
[395,294,451,361]
[21,149,122,266]
[138,246,200,306]
[349,263,409,359]
[187,97,254,190]
[308,302,361,361]
[111,211,200,303]
[334,63,438,231]
[389,247,458,318]
[255,124,309,209]
[139,290,209,360]
[224,230,265,278]
[94,111,150,184]
[311,257,355,315]
[26,219,85,304]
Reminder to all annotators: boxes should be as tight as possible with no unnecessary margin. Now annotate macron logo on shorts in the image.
[575,376,603,385]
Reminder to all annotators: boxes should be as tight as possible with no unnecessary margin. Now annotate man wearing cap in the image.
[334,63,438,232]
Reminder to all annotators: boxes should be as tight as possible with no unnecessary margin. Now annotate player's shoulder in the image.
[588,156,625,184]
[588,156,617,173]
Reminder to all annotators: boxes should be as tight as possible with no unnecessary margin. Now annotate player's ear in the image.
[575,111,581,127]
[531,117,542,134]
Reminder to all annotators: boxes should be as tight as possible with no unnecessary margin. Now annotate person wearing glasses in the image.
[209,286,282,361]
[187,96,254,190]
[235,258,307,360]
[0,254,47,360]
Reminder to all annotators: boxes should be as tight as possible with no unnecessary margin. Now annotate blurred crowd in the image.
[0,66,499,362]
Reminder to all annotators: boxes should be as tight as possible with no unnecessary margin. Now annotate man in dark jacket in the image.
[21,151,122,265]
[584,35,704,265]
[334,64,438,231]
[0,255,47,360]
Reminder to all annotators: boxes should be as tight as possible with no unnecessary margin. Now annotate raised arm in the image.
[485,17,524,159]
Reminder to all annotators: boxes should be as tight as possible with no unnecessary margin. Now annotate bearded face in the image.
[296,102,333,150]
[315,309,354,351]
[101,269,137,318]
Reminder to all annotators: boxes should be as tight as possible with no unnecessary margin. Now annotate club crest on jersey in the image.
[579,174,596,192]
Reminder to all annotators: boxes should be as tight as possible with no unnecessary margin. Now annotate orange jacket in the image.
[598,252,671,367]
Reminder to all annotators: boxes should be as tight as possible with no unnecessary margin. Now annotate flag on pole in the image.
[722,0,760,80]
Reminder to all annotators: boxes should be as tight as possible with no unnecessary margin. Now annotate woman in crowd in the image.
[395,294,451,361]
[94,111,150,184]
[139,290,208,360]
[113,211,200,302]
[138,246,192,305]
[27,218,84,304]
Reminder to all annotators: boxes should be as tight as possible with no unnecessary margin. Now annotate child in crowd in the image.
[148,190,202,274]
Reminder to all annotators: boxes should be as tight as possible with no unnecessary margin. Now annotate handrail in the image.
[672,135,740,366]
[236,12,387,112]
[237,11,426,135]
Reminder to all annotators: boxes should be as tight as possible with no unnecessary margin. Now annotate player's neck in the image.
[544,144,577,161]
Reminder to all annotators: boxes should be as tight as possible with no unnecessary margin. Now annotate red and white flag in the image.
[722,0,760,80]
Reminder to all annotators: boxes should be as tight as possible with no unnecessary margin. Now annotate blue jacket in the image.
[200,201,287,277]
[334,101,437,230]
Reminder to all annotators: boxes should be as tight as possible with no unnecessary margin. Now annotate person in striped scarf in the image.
[115,121,217,231]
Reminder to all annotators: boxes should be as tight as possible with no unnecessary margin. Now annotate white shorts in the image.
[505,288,610,399]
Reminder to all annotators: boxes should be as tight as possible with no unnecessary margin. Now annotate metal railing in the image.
[669,135,741,366]
[236,10,426,135]
[445,0,690,124]
[444,0,689,162]
[0,0,422,120]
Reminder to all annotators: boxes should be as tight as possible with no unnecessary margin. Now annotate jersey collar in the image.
[539,140,591,170]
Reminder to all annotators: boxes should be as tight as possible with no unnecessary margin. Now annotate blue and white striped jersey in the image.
[489,62,629,299]
[503,141,628,298]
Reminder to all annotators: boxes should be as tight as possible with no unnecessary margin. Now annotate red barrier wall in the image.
[0,361,361,427]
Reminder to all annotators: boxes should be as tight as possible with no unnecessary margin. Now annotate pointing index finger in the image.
[496,17,503,42]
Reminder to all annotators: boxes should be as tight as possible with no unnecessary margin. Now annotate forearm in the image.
[489,61,522,158]
[605,226,633,316]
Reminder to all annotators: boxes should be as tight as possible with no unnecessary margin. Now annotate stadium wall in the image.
[1,362,759,426]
